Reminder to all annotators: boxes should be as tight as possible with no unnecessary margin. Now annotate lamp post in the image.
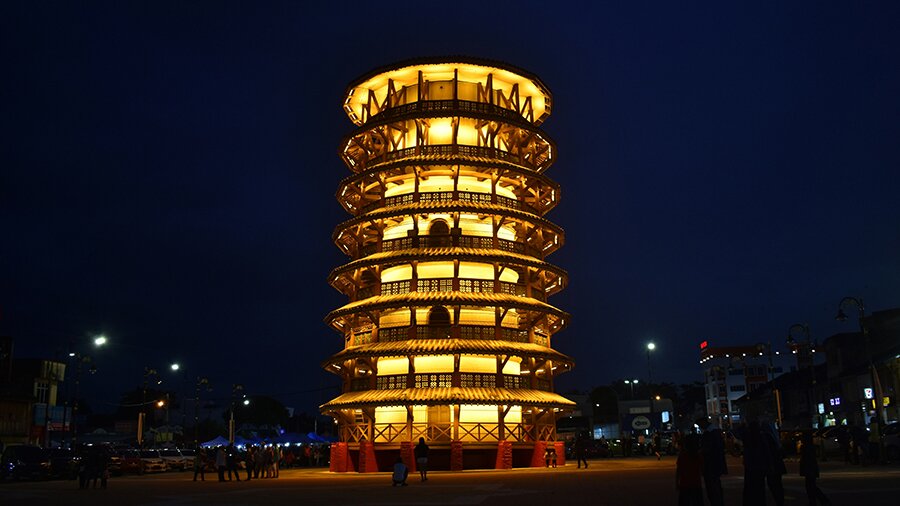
[65,334,106,448]
[646,342,656,427]
[194,377,211,447]
[229,384,244,445]
[624,379,639,399]
[836,297,886,426]
[786,324,816,427]
[139,367,160,448]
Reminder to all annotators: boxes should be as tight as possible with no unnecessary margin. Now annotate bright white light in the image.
[647,342,656,351]
[243,399,250,406]
[94,336,107,346]
[170,363,180,371]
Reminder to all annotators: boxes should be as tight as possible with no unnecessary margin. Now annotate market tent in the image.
[201,435,229,448]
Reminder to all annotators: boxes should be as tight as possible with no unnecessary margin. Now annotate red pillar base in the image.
[451,440,464,471]
[329,442,349,473]
[400,440,416,473]
[358,441,379,473]
[495,440,513,469]
[554,441,566,467]
[531,440,548,467]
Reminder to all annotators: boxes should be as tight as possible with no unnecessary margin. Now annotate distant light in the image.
[243,399,250,406]
[699,340,708,349]
[69,352,76,357]
[171,363,180,371]
[94,336,107,347]
[156,400,165,408]
[655,395,661,400]
[647,342,656,351]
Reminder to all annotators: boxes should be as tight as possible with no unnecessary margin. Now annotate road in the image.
[2,456,898,505]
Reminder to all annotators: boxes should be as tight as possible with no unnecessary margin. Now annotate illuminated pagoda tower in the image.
[322,57,574,471]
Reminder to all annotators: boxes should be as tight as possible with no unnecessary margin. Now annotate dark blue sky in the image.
[2,1,899,415]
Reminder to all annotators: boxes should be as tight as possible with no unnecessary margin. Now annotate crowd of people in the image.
[192,443,330,482]
[673,419,833,506]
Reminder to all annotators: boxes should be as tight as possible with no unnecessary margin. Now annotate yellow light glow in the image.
[374,406,406,424]
[428,119,454,144]
[382,265,413,283]
[502,359,521,375]
[459,356,496,373]
[459,404,498,423]
[413,354,454,373]
[417,262,454,279]
[378,358,409,375]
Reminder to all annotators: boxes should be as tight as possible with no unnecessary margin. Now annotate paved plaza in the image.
[2,456,899,505]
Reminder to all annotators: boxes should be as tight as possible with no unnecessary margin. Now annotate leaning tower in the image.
[322,57,574,472]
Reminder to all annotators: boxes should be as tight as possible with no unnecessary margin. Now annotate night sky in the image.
[2,1,899,416]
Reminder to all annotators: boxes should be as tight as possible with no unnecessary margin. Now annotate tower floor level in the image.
[322,57,575,472]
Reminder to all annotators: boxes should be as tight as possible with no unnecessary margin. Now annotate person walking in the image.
[244,446,254,481]
[741,421,771,506]
[575,432,589,469]
[414,437,430,481]
[762,422,786,506]
[675,433,704,506]
[215,446,227,482]
[699,419,727,506]
[226,445,241,481]
[653,431,662,460]
[799,432,831,505]
[193,448,207,481]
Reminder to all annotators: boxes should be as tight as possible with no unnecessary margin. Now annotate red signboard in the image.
[700,340,708,349]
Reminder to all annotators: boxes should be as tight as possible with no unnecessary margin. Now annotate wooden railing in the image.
[360,234,544,259]
[360,190,538,215]
[368,99,529,126]
[372,325,533,344]
[351,144,552,173]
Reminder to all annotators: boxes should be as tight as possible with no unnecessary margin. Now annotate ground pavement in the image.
[1,455,898,505]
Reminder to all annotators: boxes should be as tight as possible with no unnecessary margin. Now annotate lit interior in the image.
[414,354,454,373]
[378,357,409,375]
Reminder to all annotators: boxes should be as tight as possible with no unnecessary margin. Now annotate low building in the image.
[0,337,67,447]
[700,341,795,428]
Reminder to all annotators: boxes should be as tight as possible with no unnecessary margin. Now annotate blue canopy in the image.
[201,435,229,448]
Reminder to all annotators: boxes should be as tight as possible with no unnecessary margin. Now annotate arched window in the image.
[426,306,451,339]
[427,220,451,247]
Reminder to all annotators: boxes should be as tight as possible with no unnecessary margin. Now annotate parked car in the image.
[0,445,52,481]
[138,450,168,473]
[882,422,899,462]
[49,449,80,479]
[159,449,189,471]
[119,449,143,474]
[106,450,123,476]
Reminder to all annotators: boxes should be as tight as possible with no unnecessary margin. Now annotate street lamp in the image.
[624,379,639,399]
[786,323,817,428]
[194,377,211,447]
[646,342,656,427]
[229,384,244,445]
[66,335,106,448]
[139,367,161,448]
[836,297,886,427]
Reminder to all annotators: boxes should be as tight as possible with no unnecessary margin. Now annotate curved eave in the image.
[322,339,574,368]
[320,387,575,411]
[334,159,561,216]
[325,292,569,331]
[332,201,565,243]
[343,57,552,126]
[328,247,568,287]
